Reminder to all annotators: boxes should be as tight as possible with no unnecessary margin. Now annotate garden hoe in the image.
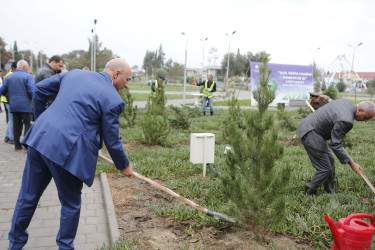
[305,100,375,194]
[98,153,236,223]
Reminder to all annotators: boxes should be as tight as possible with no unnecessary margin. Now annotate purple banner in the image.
[251,62,313,105]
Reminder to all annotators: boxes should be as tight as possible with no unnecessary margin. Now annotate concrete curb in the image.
[100,172,120,246]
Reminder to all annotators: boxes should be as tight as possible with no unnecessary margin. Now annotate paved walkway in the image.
[0,111,119,250]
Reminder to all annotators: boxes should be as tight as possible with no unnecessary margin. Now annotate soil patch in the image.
[107,173,312,249]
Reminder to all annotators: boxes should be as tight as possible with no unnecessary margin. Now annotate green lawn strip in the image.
[129,93,195,101]
[129,83,199,92]
[214,99,251,106]
[96,108,375,248]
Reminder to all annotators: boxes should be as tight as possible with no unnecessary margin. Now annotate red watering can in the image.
[325,214,375,249]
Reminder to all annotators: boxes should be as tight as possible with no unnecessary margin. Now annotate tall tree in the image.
[221,52,236,78]
[0,37,12,69]
[19,50,37,72]
[243,51,269,77]
[157,44,165,68]
[143,50,157,76]
[13,41,21,61]
[313,62,324,82]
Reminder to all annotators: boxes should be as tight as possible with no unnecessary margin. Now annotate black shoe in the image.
[210,112,213,116]
[8,140,14,144]
[4,137,9,143]
[305,180,317,195]
[324,177,337,193]
[203,112,206,116]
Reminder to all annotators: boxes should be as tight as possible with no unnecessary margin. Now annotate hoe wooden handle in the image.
[360,173,375,194]
[98,153,235,223]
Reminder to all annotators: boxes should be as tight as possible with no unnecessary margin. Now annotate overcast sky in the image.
[1,0,374,72]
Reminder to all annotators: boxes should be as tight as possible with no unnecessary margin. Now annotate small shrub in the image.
[119,88,137,127]
[367,80,375,99]
[297,107,310,118]
[321,82,327,91]
[323,84,338,100]
[313,81,321,92]
[168,106,190,130]
[336,79,347,92]
[140,91,169,145]
[277,103,296,131]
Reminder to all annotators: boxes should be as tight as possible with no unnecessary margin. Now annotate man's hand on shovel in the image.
[349,161,363,175]
[120,164,134,178]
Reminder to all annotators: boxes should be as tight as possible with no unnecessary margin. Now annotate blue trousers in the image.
[4,103,14,140]
[202,97,213,113]
[8,147,83,250]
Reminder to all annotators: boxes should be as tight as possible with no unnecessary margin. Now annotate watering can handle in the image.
[344,213,375,226]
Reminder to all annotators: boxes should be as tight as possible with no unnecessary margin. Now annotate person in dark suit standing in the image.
[8,58,133,249]
[297,99,375,195]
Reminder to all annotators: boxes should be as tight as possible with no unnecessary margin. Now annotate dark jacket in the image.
[297,98,357,164]
[0,70,35,113]
[35,63,56,83]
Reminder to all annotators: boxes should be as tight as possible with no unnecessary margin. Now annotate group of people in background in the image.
[0,55,65,151]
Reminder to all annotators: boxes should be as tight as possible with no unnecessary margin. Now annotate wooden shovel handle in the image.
[98,153,209,214]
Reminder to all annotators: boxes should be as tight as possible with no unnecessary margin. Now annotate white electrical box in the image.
[190,133,215,164]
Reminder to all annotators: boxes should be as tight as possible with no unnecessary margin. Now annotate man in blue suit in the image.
[8,58,134,250]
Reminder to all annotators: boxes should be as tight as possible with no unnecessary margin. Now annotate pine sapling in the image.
[221,55,290,230]
[119,88,138,127]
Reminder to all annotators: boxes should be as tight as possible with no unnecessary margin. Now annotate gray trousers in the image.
[301,131,335,189]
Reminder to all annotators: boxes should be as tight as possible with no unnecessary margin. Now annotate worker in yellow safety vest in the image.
[151,75,165,97]
[196,75,216,116]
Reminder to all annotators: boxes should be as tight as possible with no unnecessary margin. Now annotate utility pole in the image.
[91,29,94,71]
[93,19,97,72]
[200,37,208,82]
[348,42,363,101]
[181,32,188,105]
[225,31,236,89]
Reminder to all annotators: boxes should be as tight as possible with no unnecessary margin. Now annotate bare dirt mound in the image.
[107,173,312,249]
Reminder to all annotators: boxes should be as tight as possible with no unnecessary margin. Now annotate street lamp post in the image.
[225,31,236,89]
[29,54,33,71]
[181,32,188,105]
[93,19,97,72]
[91,29,94,71]
[348,42,363,101]
[312,47,321,66]
[200,37,208,82]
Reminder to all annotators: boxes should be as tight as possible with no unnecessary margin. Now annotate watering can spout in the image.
[325,215,340,249]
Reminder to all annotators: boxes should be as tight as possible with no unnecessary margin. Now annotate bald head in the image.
[104,58,132,91]
[356,101,375,122]
[104,58,130,73]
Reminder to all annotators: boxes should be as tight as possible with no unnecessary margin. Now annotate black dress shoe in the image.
[4,137,9,143]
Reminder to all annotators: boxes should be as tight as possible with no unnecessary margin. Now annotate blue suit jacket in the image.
[22,70,129,186]
[0,69,35,113]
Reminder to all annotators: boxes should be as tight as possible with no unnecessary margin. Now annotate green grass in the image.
[128,82,198,92]
[129,93,195,102]
[97,106,375,248]
[215,99,251,106]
